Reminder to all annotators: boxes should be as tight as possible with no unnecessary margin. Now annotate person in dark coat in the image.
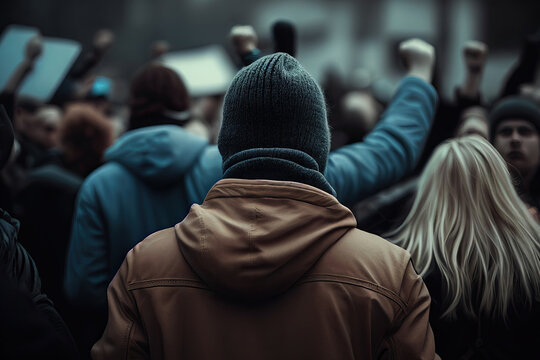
[0,105,78,359]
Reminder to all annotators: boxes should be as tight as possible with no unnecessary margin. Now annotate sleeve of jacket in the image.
[385,260,440,360]
[64,177,109,311]
[92,251,149,359]
[325,76,437,207]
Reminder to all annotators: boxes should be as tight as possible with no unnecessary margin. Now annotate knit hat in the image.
[129,63,190,130]
[218,53,330,175]
[0,105,14,170]
[489,96,540,140]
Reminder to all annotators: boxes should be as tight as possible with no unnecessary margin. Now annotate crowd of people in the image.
[1,19,539,360]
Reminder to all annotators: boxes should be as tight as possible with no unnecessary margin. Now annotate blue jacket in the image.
[64,76,437,309]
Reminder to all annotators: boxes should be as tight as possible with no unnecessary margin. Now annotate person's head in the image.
[340,91,381,140]
[490,96,540,184]
[455,106,489,138]
[218,52,330,177]
[388,136,540,320]
[129,63,190,130]
[83,76,113,115]
[31,105,62,149]
[13,96,43,136]
[59,104,114,176]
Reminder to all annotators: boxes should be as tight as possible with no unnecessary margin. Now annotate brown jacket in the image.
[93,179,439,359]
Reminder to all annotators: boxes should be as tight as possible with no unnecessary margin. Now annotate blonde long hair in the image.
[388,136,540,320]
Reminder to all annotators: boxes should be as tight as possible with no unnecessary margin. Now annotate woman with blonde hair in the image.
[388,135,540,359]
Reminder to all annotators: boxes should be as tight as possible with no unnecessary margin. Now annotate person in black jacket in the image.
[0,105,78,359]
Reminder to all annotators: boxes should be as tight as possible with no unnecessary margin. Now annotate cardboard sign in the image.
[160,45,237,97]
[0,25,81,102]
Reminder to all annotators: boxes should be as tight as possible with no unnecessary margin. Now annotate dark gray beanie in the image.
[489,96,540,140]
[218,52,330,174]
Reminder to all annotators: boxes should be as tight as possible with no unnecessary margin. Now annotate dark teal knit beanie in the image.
[219,53,330,175]
[489,96,540,140]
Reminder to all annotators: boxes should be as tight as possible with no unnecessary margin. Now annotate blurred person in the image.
[354,40,489,236]
[455,106,489,138]
[0,105,78,359]
[93,51,439,360]
[190,94,223,143]
[490,96,540,221]
[229,25,261,67]
[73,76,114,116]
[0,34,46,172]
[416,40,488,171]
[128,63,191,129]
[32,105,62,150]
[16,104,114,305]
[519,83,540,106]
[52,29,115,106]
[499,28,540,99]
[332,90,383,150]
[64,63,223,356]
[67,38,437,355]
[0,34,43,120]
[151,40,170,60]
[354,101,489,236]
[388,136,540,359]
[1,97,44,211]
[14,103,114,359]
[13,103,62,153]
[58,104,115,176]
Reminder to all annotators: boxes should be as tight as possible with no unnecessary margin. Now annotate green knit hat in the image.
[218,53,330,174]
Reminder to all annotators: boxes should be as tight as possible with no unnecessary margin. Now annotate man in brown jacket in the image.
[93,40,439,359]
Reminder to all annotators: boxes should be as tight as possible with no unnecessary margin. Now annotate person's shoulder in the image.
[312,228,412,293]
[124,226,197,285]
[347,229,409,268]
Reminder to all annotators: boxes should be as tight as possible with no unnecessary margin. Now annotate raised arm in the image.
[456,40,488,103]
[3,35,43,95]
[1,35,43,119]
[69,29,114,80]
[325,38,437,206]
[229,25,261,67]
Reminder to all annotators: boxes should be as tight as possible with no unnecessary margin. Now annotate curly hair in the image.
[59,104,114,176]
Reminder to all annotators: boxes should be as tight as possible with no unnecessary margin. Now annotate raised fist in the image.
[399,38,435,72]
[463,40,488,73]
[93,29,115,55]
[25,35,43,62]
[152,40,170,59]
[229,25,258,55]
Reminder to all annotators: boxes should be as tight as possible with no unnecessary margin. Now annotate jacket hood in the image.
[105,125,208,187]
[176,179,357,301]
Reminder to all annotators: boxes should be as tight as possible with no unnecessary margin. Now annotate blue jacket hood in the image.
[105,125,209,187]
